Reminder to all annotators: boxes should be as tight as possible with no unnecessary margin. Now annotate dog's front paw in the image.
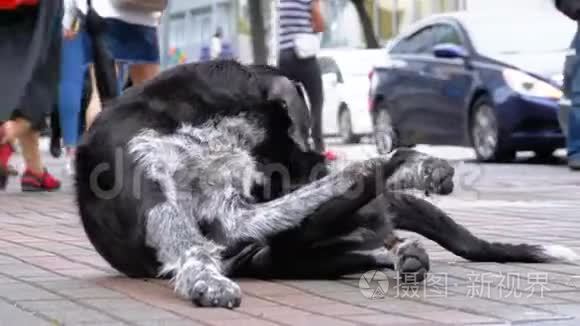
[191,272,242,309]
[421,158,454,195]
[394,239,430,283]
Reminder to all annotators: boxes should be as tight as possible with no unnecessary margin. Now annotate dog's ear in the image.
[264,76,312,151]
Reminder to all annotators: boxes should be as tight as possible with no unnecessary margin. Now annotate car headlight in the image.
[502,68,563,100]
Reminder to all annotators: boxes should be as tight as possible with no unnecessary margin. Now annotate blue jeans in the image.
[569,29,580,161]
[58,30,91,148]
[56,21,141,148]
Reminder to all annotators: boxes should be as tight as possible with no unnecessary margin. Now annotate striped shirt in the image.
[278,0,314,50]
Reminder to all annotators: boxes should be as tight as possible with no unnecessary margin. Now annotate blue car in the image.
[368,11,576,162]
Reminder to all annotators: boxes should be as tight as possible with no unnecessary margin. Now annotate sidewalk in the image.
[0,145,579,325]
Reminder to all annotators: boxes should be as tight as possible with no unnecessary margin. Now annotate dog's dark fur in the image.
[75,60,577,309]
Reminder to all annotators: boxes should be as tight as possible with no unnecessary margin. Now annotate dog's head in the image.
[248,64,328,200]
[249,64,312,152]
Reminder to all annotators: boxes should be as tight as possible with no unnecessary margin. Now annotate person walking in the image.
[276,0,334,158]
[0,0,63,191]
[62,0,165,130]
[211,27,224,59]
[555,0,580,170]
[58,4,94,175]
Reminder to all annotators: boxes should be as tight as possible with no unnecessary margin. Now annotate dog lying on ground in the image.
[75,60,578,309]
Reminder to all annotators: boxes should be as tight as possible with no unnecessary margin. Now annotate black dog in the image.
[75,60,578,309]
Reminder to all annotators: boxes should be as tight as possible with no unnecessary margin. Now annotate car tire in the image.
[373,107,399,155]
[470,96,515,162]
[338,107,360,144]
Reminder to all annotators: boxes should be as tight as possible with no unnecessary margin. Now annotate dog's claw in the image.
[191,274,242,309]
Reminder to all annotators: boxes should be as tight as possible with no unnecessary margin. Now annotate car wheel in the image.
[374,108,398,155]
[470,97,515,162]
[338,107,360,144]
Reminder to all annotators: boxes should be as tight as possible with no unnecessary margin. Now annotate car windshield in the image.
[463,13,576,55]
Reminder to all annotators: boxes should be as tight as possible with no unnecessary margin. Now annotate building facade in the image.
[159,0,277,68]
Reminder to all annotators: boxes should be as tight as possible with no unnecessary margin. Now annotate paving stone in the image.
[55,287,128,299]
[16,300,119,324]
[342,313,428,325]
[530,304,580,319]
[203,318,281,326]
[416,309,503,324]
[139,321,209,326]
[298,303,379,316]
[0,283,62,301]
[82,298,185,321]
[0,255,24,265]
[263,293,337,307]
[544,292,580,303]
[239,281,306,297]
[0,300,53,326]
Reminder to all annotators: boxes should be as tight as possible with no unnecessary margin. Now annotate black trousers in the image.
[277,48,325,153]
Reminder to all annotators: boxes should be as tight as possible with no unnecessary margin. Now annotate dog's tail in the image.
[388,193,579,264]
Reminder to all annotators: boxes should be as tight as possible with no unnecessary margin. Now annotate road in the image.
[0,138,579,325]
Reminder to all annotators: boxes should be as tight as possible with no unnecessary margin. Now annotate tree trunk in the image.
[248,0,268,64]
[350,0,380,48]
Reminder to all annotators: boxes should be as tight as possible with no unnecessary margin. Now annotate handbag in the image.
[110,0,168,12]
[0,0,37,10]
[293,33,320,59]
[555,0,580,21]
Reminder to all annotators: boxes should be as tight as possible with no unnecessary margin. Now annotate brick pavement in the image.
[0,143,579,325]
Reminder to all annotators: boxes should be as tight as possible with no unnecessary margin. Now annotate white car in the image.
[317,48,387,143]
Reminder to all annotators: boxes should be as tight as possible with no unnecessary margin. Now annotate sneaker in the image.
[21,169,61,192]
[65,150,76,176]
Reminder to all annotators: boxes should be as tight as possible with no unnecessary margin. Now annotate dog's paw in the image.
[191,273,242,309]
[421,158,454,195]
[394,239,430,283]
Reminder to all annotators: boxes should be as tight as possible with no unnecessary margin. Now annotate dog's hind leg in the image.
[146,203,242,309]
[384,192,579,264]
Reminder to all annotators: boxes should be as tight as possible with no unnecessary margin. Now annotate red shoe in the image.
[324,150,338,161]
[21,168,61,192]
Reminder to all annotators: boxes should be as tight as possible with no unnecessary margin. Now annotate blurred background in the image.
[159,0,559,66]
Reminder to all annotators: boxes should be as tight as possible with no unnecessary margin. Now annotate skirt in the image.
[83,17,160,65]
